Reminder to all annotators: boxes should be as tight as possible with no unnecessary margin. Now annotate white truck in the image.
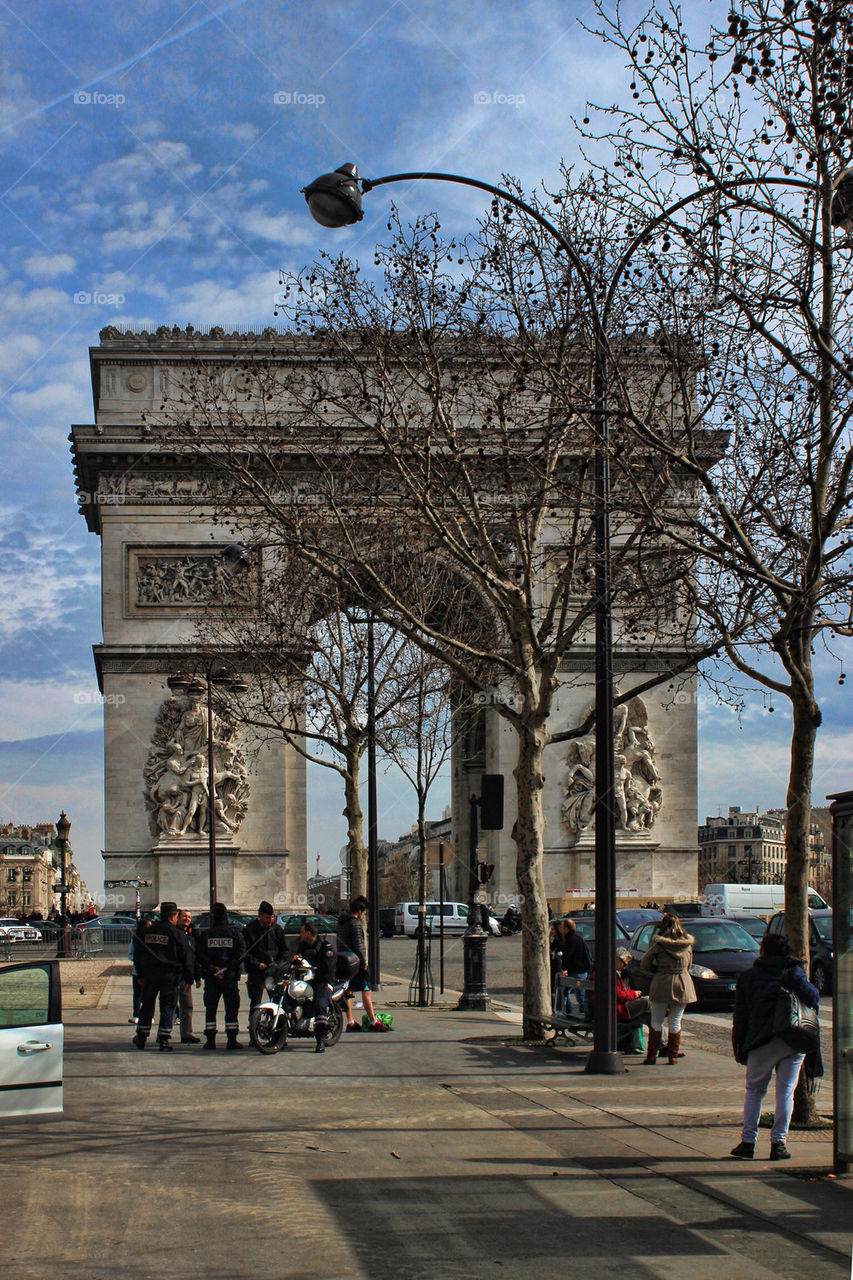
[701,883,828,919]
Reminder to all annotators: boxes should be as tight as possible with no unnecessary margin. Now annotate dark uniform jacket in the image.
[134,919,192,982]
[296,933,336,986]
[197,923,246,981]
[243,918,288,977]
[732,955,819,1064]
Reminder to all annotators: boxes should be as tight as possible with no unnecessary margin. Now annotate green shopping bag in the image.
[362,1011,393,1030]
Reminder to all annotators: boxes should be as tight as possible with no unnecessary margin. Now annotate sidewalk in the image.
[2,970,849,1280]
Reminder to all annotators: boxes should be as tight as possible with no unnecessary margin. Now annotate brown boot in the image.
[644,1028,661,1064]
[667,1031,682,1064]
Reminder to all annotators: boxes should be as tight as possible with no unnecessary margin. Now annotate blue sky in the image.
[0,0,850,893]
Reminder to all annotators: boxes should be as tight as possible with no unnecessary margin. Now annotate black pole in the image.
[457,793,488,1010]
[366,611,380,987]
[585,334,623,1074]
[206,676,218,913]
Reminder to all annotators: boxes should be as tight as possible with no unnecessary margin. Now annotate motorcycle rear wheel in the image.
[249,1006,288,1054]
[322,1002,344,1047]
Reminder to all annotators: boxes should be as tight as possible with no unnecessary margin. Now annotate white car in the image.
[0,922,42,944]
[0,961,63,1117]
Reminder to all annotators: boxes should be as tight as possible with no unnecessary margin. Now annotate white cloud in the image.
[239,208,315,246]
[218,122,259,143]
[0,678,103,740]
[23,251,76,279]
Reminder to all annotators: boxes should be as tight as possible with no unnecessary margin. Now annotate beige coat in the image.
[640,935,697,1006]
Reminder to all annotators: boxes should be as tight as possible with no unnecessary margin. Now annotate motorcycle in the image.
[249,958,348,1053]
[499,905,522,936]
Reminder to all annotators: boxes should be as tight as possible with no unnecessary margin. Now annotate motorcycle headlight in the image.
[264,975,276,990]
[690,964,717,979]
[290,979,310,1001]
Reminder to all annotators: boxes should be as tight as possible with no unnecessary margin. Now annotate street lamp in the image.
[302,162,818,1072]
[54,811,71,957]
[167,670,248,911]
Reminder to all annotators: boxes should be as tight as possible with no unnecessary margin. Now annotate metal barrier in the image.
[0,923,135,962]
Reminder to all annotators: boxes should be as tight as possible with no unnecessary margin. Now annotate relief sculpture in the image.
[136,552,254,607]
[144,682,250,840]
[562,695,663,837]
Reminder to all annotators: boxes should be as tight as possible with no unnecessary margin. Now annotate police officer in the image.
[197,902,246,1050]
[132,902,192,1051]
[243,900,288,1011]
[293,919,336,1053]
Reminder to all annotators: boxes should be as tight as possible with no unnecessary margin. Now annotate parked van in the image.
[395,901,469,936]
[702,883,827,920]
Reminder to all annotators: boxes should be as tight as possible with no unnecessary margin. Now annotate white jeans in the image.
[650,1000,685,1033]
[741,1035,805,1145]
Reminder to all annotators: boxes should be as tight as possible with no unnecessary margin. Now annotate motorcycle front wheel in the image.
[321,1001,344,1047]
[249,1006,288,1054]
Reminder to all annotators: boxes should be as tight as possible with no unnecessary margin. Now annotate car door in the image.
[627,924,657,989]
[0,960,63,1118]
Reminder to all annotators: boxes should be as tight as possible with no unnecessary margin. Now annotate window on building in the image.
[728,845,737,858]
[23,893,30,907]
[6,867,17,881]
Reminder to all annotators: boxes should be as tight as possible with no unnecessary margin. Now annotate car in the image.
[766,908,833,994]
[278,913,339,936]
[728,914,768,944]
[624,915,759,1005]
[0,960,63,1117]
[78,915,135,931]
[663,902,704,918]
[0,923,43,944]
[192,910,254,932]
[563,912,630,962]
[616,908,662,934]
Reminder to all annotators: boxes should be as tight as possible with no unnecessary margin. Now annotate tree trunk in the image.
[512,724,551,1039]
[785,687,821,1126]
[416,799,428,1006]
[342,751,367,901]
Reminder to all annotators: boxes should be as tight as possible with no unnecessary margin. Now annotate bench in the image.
[542,975,647,1051]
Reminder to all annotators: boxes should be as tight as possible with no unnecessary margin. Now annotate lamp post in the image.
[167,670,248,912]
[302,161,820,1072]
[55,811,71,957]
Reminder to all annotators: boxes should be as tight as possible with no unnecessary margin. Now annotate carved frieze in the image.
[134,549,256,609]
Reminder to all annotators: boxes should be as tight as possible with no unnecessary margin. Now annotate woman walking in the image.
[730,932,820,1161]
[641,913,697,1065]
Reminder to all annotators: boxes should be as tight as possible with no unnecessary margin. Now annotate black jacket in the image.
[243,918,288,976]
[562,932,592,976]
[133,919,192,983]
[197,923,246,980]
[732,955,819,1064]
[337,912,366,965]
[296,933,336,986]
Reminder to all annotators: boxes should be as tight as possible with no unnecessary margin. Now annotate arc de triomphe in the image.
[72,326,702,911]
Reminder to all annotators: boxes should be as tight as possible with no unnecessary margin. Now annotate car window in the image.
[636,924,655,950]
[458,905,468,917]
[691,921,759,951]
[0,964,51,1029]
[807,893,825,910]
[767,914,783,934]
[811,915,832,941]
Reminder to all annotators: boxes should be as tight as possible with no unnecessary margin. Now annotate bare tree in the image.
[582,0,853,961]
[202,563,437,900]
[149,197,721,1036]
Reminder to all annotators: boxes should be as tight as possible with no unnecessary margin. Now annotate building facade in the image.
[72,326,711,911]
[0,823,90,917]
[698,806,786,888]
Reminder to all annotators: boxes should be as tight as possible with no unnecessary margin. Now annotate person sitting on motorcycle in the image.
[292,919,336,1054]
